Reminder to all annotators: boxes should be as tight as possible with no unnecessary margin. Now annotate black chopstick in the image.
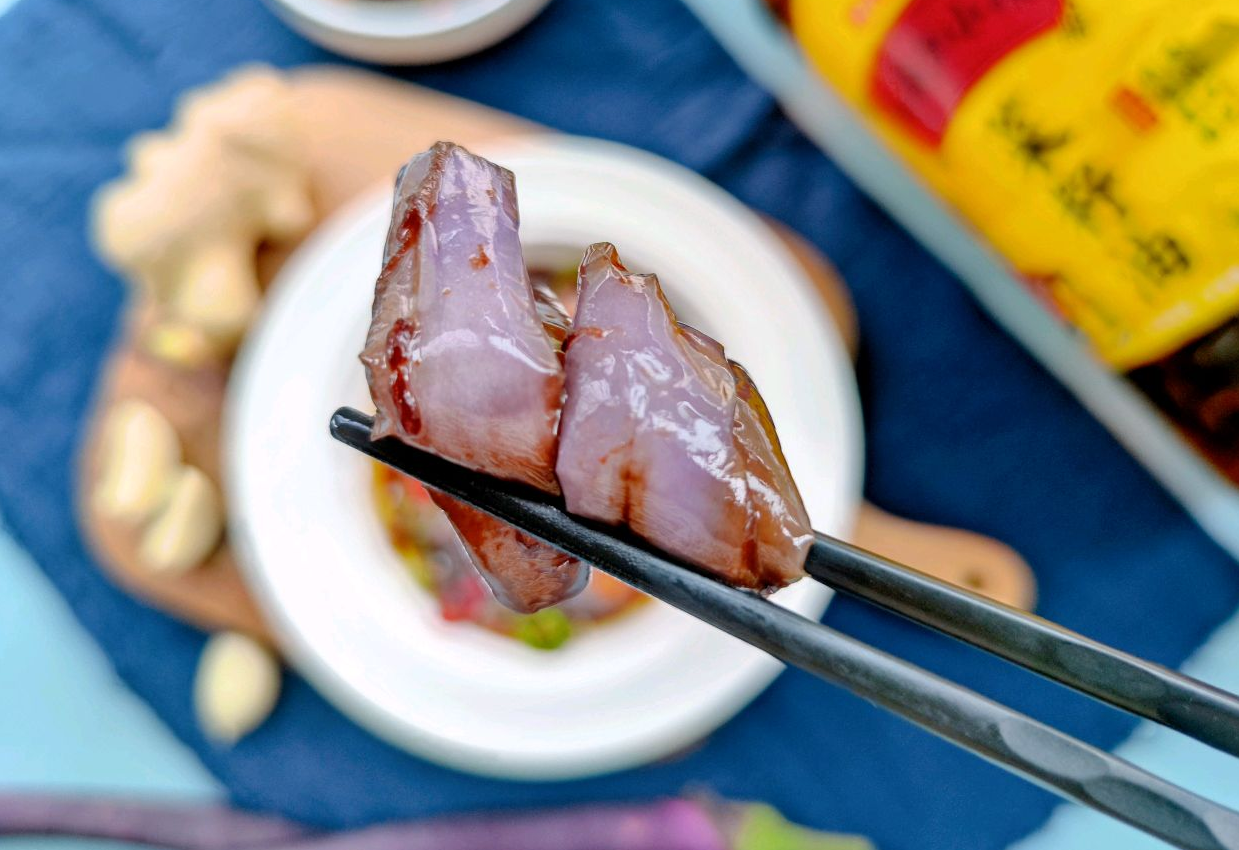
[330,406,1239,850]
[805,536,1239,758]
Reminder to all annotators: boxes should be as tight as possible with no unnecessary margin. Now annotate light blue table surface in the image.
[0,518,221,849]
[2,0,1238,846]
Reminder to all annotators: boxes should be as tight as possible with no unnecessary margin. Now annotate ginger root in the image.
[93,66,314,362]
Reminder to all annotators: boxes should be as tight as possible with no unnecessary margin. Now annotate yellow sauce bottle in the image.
[788,0,1239,371]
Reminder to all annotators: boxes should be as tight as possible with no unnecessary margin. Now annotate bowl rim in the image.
[264,0,550,41]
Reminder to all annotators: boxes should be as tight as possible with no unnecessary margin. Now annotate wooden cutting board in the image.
[78,65,1033,645]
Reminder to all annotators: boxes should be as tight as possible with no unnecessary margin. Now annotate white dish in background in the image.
[263,0,552,65]
[225,135,863,779]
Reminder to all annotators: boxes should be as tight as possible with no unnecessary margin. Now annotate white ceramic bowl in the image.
[264,0,553,65]
[225,135,863,779]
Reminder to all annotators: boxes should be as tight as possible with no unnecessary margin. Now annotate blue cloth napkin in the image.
[0,2,1235,849]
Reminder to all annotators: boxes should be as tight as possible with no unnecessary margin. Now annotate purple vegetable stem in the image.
[267,799,730,850]
[0,794,312,850]
[0,794,730,850]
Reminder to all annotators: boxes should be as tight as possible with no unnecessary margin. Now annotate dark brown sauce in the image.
[380,207,424,278]
[386,318,422,435]
[563,326,605,352]
[542,322,568,348]
[400,205,422,243]
[618,457,642,526]
[739,535,759,585]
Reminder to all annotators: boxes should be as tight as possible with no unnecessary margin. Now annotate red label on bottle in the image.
[871,0,1064,146]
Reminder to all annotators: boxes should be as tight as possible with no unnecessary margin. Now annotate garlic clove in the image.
[92,400,181,523]
[137,465,223,574]
[195,631,280,744]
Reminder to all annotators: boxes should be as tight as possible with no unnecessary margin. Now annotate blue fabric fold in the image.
[0,2,1235,849]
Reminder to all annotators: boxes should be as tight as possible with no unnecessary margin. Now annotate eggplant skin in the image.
[727,361,814,589]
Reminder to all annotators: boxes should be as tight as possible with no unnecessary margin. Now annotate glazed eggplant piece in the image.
[361,141,563,489]
[361,141,588,613]
[363,143,811,613]
[431,494,589,614]
[556,243,812,591]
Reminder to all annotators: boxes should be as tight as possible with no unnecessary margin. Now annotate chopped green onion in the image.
[514,608,573,650]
